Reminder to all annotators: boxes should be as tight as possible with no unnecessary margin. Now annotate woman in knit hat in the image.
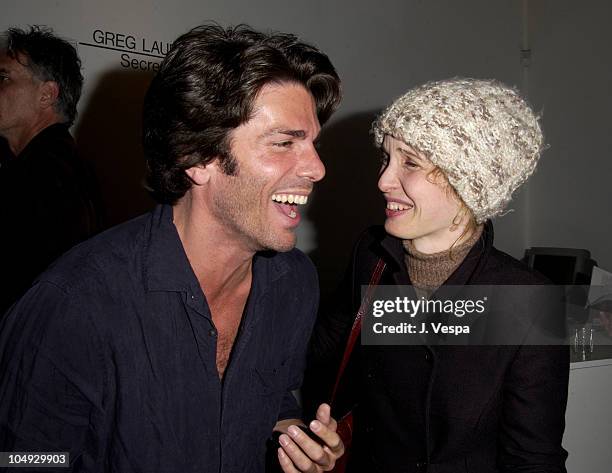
[309,78,569,473]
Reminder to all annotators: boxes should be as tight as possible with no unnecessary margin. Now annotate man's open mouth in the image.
[272,194,309,219]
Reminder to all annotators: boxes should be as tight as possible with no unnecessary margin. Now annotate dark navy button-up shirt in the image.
[0,204,319,472]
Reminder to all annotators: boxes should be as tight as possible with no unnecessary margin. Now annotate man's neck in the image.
[173,195,257,381]
[173,197,255,303]
[5,116,63,156]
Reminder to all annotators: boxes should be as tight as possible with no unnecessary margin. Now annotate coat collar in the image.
[376,220,495,286]
[19,123,72,159]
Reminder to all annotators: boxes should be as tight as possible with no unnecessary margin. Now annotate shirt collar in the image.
[143,204,291,293]
[144,204,200,293]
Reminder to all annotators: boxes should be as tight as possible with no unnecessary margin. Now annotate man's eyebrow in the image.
[263,128,306,138]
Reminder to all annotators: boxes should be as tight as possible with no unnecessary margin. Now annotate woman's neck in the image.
[403,224,484,292]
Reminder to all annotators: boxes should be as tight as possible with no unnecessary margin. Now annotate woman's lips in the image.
[385,200,413,217]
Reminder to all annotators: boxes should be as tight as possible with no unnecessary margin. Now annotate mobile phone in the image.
[265,425,326,472]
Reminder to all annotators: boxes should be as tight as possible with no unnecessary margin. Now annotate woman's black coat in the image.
[307,223,569,473]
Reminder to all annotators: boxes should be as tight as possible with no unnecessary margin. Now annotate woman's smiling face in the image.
[378,135,467,253]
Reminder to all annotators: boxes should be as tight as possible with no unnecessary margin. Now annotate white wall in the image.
[565,360,612,473]
[526,0,612,271]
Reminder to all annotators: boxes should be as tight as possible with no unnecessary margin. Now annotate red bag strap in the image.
[330,258,386,404]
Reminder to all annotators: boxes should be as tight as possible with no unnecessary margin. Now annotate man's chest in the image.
[210,296,248,378]
[102,291,298,471]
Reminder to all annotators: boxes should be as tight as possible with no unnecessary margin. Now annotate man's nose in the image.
[297,145,326,183]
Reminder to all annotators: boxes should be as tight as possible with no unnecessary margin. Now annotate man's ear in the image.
[185,164,212,186]
[39,81,60,110]
[186,156,229,185]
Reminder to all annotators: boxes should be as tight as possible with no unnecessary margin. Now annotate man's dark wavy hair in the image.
[143,24,342,205]
[3,26,83,125]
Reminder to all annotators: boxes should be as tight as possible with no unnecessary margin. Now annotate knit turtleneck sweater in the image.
[402,226,484,297]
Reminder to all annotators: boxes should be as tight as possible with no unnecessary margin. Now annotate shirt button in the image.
[190,294,195,300]
[208,329,217,337]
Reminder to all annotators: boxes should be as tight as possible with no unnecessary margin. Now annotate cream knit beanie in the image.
[372,78,544,223]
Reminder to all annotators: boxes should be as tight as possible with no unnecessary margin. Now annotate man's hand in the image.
[274,403,344,472]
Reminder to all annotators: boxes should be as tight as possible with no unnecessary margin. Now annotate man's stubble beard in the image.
[211,156,296,253]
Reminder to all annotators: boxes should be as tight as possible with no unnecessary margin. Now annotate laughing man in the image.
[0,24,343,473]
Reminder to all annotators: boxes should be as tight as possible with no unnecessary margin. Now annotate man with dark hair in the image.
[0,26,101,313]
[0,24,342,472]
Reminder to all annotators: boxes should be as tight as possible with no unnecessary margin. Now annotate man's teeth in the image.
[387,202,412,211]
[271,194,308,205]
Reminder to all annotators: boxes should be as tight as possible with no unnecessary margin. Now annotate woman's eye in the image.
[404,159,418,169]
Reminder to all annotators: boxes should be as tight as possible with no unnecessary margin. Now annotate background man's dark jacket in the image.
[307,223,569,473]
[0,123,102,314]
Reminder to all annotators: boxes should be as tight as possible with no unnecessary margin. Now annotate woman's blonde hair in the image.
[426,165,480,259]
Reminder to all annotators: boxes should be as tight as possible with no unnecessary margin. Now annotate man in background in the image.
[0,26,101,314]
